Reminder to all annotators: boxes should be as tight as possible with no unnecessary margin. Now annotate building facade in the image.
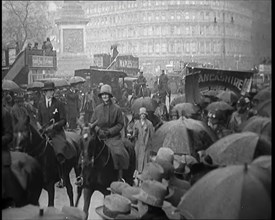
[81,0,254,74]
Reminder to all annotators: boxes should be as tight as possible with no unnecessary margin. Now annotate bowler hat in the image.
[121,186,141,205]
[42,81,55,91]
[98,84,113,97]
[95,194,139,219]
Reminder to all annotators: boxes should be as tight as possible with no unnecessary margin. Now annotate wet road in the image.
[39,170,104,220]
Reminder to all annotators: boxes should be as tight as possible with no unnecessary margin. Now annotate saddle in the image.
[105,138,130,170]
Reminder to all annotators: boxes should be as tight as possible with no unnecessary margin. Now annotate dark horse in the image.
[75,122,136,220]
[11,105,82,207]
[2,151,43,209]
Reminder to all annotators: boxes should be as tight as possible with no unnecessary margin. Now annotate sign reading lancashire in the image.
[186,67,253,96]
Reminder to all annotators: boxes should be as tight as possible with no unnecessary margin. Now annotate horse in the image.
[75,122,136,220]
[2,151,43,209]
[11,106,82,207]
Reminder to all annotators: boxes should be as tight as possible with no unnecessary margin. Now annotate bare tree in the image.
[2,1,52,50]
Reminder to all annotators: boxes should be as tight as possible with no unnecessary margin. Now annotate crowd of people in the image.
[2,73,271,219]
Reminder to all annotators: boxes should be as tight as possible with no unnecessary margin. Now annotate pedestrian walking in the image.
[132,107,154,174]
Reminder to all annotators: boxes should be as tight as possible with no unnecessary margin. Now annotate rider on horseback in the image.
[37,81,73,188]
[136,71,147,97]
[90,84,126,181]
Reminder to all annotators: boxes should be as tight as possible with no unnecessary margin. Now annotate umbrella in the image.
[205,132,271,166]
[241,116,271,139]
[254,99,271,118]
[2,205,86,220]
[151,119,191,155]
[253,87,271,103]
[2,79,21,91]
[177,164,271,219]
[131,97,158,114]
[251,155,271,173]
[27,81,44,91]
[216,90,238,105]
[182,118,218,150]
[206,101,234,112]
[151,118,217,155]
[38,78,70,88]
[69,76,86,85]
[172,103,200,117]
[202,90,220,97]
[170,95,186,108]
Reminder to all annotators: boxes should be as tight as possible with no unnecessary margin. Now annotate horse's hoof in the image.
[56,179,65,188]
[75,176,83,186]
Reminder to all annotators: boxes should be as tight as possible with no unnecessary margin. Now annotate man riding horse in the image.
[135,71,147,97]
[89,84,130,181]
[36,81,76,188]
[158,69,169,104]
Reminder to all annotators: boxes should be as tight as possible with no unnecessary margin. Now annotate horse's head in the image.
[13,115,31,152]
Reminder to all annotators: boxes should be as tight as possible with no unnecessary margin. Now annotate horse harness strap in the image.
[90,140,110,167]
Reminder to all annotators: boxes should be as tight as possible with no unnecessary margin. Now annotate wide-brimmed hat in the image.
[42,81,55,91]
[95,194,139,220]
[136,162,165,182]
[121,186,141,205]
[139,107,148,115]
[98,84,113,97]
[132,180,168,207]
[107,181,130,195]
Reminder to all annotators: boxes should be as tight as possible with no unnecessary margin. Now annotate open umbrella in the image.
[38,78,70,88]
[27,81,44,91]
[254,99,271,118]
[131,97,158,114]
[170,94,186,108]
[177,164,271,219]
[151,118,217,155]
[253,87,271,103]
[251,155,271,173]
[216,90,238,105]
[206,101,234,112]
[172,103,200,117]
[241,116,271,139]
[205,132,271,166]
[69,76,86,85]
[151,119,191,155]
[2,79,21,91]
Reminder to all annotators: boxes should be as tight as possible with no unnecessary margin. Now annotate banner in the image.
[185,67,254,103]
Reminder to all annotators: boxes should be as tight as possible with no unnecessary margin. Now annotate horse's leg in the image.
[46,182,55,207]
[64,164,74,206]
[83,188,93,220]
[75,186,82,207]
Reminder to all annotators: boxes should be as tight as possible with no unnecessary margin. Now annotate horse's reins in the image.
[91,137,110,167]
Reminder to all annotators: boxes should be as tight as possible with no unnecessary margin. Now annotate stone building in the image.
[82,0,254,74]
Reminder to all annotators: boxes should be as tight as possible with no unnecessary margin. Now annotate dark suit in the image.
[37,96,75,160]
[37,96,66,131]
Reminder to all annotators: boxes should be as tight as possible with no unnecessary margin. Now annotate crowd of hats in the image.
[96,145,271,220]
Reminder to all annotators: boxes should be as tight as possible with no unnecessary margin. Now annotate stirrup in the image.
[75,176,83,186]
[118,178,126,183]
[56,179,64,188]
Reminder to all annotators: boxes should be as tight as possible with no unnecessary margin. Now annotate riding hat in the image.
[98,84,113,97]
[139,107,148,116]
[42,81,55,91]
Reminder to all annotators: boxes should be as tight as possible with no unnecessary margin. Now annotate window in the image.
[162,43,167,53]
[205,41,211,53]
[185,42,190,53]
[199,41,205,54]
[185,12,190,19]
